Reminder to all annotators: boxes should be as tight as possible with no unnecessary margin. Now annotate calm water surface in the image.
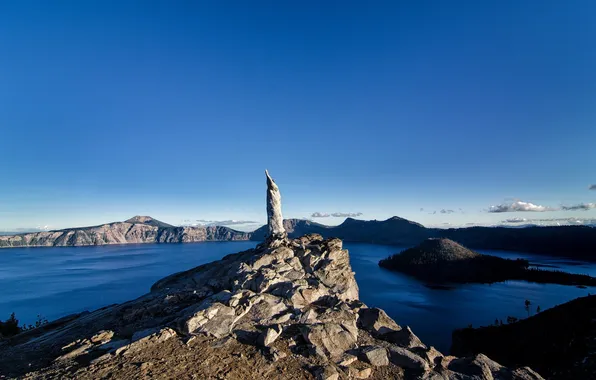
[1,242,594,352]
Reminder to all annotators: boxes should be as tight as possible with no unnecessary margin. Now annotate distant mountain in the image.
[124,215,174,228]
[3,215,596,261]
[437,225,596,260]
[0,216,249,248]
[250,219,330,241]
[251,216,428,245]
[251,218,596,261]
[451,295,596,380]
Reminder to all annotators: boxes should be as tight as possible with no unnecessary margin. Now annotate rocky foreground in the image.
[0,234,542,379]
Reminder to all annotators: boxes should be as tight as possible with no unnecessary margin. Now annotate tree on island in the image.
[536,305,541,314]
[525,299,532,317]
[0,312,21,337]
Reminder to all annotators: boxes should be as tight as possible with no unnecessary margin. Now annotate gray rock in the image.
[447,354,502,378]
[423,346,444,366]
[184,303,236,338]
[257,325,282,347]
[336,352,358,367]
[359,346,389,367]
[358,308,401,335]
[388,346,430,371]
[512,367,544,380]
[303,323,357,359]
[383,326,427,349]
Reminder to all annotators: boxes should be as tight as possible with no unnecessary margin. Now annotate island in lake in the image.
[378,238,596,286]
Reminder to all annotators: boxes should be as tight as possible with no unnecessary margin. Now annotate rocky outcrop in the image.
[265,170,286,238]
[0,234,543,379]
[0,218,250,248]
[452,295,596,380]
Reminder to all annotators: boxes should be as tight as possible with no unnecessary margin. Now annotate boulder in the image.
[336,352,357,367]
[359,346,389,367]
[358,307,401,335]
[183,303,236,338]
[388,346,430,371]
[302,323,357,359]
[383,326,426,349]
[257,325,282,347]
[447,354,504,379]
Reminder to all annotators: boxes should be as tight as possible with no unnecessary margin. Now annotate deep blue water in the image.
[0,242,594,352]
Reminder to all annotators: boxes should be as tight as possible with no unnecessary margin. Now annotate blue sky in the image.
[1,1,595,232]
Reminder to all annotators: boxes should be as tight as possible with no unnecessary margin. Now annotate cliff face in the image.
[0,234,542,379]
[451,295,596,380]
[0,218,250,248]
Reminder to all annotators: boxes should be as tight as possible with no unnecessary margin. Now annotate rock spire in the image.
[265,169,286,239]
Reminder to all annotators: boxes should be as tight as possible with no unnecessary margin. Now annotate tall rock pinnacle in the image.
[265,169,286,238]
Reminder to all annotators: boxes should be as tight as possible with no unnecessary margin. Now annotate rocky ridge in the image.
[0,234,542,379]
[0,218,250,248]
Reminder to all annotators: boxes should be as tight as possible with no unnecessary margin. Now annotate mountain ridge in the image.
[2,216,596,262]
[253,218,596,261]
[0,216,250,248]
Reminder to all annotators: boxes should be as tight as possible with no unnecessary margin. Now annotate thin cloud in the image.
[331,212,363,217]
[488,201,556,213]
[501,217,596,226]
[311,212,363,218]
[183,219,259,227]
[561,203,596,211]
[503,218,528,223]
[440,209,455,214]
[590,184,596,190]
[0,226,52,234]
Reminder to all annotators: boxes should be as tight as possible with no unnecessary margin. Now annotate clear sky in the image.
[1,1,595,232]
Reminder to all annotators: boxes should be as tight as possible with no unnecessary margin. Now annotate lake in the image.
[1,241,594,352]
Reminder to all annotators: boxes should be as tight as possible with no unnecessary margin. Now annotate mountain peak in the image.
[124,216,173,228]
[385,216,425,227]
